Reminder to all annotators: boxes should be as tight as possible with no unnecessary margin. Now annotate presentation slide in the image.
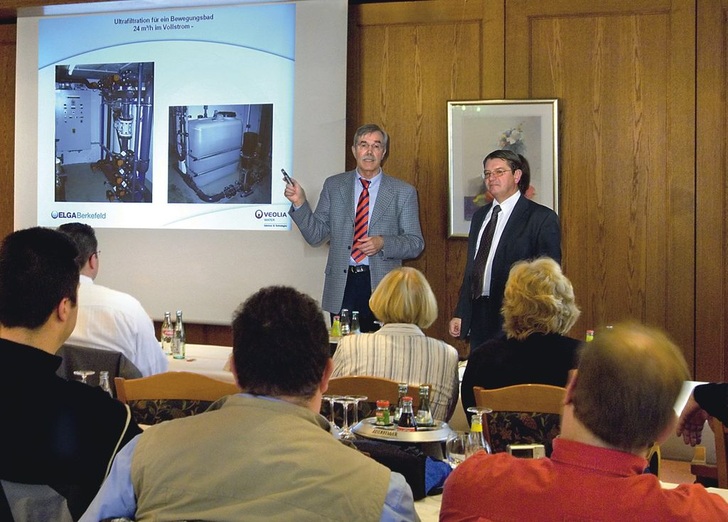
[38,3,294,230]
[15,0,347,324]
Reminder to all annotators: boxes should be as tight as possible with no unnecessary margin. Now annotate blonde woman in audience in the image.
[461,257,581,415]
[332,267,459,421]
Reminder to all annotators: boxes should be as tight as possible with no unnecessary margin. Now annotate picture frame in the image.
[447,99,559,237]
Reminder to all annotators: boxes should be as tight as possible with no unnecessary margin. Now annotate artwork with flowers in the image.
[447,99,558,237]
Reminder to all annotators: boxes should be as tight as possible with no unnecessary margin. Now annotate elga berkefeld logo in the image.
[51,211,107,220]
[254,209,287,219]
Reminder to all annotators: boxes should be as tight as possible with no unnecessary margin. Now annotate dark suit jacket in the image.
[455,195,561,340]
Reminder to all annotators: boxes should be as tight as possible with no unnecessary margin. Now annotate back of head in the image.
[572,322,689,452]
[483,149,531,194]
[0,227,79,329]
[369,267,437,328]
[232,286,329,399]
[58,222,97,268]
[502,257,580,340]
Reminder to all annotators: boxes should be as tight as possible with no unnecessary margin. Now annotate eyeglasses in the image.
[94,250,101,258]
[482,168,512,180]
[356,141,384,152]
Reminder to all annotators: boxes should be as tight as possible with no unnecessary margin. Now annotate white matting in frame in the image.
[447,99,558,237]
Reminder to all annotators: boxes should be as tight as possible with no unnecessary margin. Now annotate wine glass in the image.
[73,370,96,385]
[466,406,493,456]
[336,396,357,441]
[322,394,343,433]
[446,431,469,468]
[348,395,368,428]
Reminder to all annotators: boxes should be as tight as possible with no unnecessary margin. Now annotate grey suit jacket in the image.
[290,170,424,313]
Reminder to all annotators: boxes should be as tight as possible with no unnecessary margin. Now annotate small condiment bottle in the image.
[397,396,417,432]
[375,399,391,425]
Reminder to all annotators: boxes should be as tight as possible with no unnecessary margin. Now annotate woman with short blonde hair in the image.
[461,257,582,417]
[369,267,437,328]
[332,267,459,421]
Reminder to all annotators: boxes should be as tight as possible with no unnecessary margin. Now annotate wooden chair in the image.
[473,384,566,455]
[327,376,423,409]
[115,372,239,425]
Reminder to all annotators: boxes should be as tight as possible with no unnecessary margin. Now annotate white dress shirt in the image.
[67,275,168,376]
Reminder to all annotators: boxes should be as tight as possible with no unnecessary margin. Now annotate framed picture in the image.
[447,99,559,237]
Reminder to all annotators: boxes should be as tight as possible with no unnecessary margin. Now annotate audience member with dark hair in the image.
[0,227,141,520]
[82,285,417,521]
[441,323,728,521]
[59,222,167,376]
[333,267,459,420]
[461,257,581,416]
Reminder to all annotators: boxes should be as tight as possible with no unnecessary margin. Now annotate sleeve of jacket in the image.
[536,209,562,263]
[289,180,333,247]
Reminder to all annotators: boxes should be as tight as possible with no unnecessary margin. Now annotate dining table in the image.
[165,343,234,383]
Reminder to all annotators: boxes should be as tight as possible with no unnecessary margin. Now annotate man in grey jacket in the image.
[285,123,424,331]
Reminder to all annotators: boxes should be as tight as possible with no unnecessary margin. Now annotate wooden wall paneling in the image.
[505,0,696,370]
[348,0,500,356]
[695,0,728,382]
[0,23,15,239]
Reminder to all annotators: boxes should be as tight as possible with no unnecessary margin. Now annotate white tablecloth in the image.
[166,344,234,383]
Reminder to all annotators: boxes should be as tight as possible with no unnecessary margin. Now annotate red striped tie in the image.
[351,179,371,263]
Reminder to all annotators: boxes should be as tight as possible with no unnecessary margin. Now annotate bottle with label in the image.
[397,396,417,432]
[172,310,186,360]
[99,371,113,397]
[161,311,173,355]
[375,400,391,426]
[585,329,595,343]
[330,315,342,337]
[339,309,351,336]
[416,384,434,426]
[393,382,408,422]
[351,311,361,334]
[465,411,491,456]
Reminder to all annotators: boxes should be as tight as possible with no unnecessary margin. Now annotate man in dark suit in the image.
[449,150,561,352]
[284,124,424,332]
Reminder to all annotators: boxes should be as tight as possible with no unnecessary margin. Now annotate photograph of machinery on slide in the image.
[54,61,154,203]
[168,104,273,204]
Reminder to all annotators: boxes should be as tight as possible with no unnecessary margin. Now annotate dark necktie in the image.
[351,179,371,263]
[471,205,501,299]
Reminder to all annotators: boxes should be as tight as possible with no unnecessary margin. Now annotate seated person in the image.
[441,322,728,521]
[81,285,417,522]
[59,223,167,377]
[677,383,728,446]
[332,267,459,421]
[0,227,141,520]
[461,257,581,415]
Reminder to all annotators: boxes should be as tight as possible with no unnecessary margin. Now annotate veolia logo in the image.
[255,210,264,219]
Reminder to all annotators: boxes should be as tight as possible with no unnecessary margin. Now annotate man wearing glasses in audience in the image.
[285,123,424,333]
[449,149,561,353]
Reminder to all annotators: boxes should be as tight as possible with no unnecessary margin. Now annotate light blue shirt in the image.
[80,395,417,522]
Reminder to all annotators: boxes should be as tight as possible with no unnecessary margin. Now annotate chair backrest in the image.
[473,384,566,455]
[56,343,143,397]
[711,416,728,488]
[115,372,239,425]
[327,376,424,410]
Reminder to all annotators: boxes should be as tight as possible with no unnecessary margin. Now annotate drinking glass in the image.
[446,431,469,468]
[322,394,343,433]
[73,370,95,385]
[336,396,357,441]
[348,395,368,428]
[466,406,493,456]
